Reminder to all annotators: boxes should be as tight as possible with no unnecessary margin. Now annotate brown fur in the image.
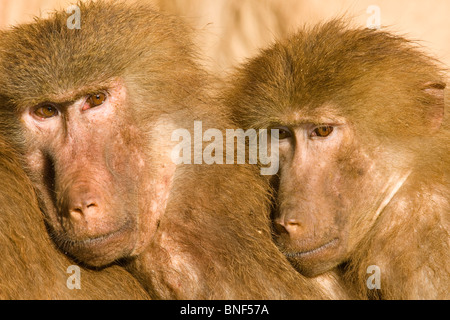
[0,1,329,299]
[225,20,450,299]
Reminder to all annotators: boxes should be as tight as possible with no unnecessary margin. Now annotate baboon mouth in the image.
[284,238,339,258]
[57,219,135,266]
[81,226,129,246]
[63,219,133,250]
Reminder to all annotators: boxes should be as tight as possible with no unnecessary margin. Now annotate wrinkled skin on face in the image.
[269,108,412,277]
[21,80,175,266]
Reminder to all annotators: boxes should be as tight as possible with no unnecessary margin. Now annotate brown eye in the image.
[34,105,58,118]
[88,92,107,107]
[271,127,292,140]
[311,126,334,138]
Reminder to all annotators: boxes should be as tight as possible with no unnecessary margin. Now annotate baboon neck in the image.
[373,170,412,223]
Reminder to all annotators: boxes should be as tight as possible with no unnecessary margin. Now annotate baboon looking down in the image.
[225,20,450,299]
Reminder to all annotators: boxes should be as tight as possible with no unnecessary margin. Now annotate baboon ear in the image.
[422,81,446,133]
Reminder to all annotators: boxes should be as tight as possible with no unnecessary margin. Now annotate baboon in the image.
[0,1,330,299]
[0,134,149,299]
[225,20,450,299]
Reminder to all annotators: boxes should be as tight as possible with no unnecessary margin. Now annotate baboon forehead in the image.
[230,20,445,120]
[247,20,442,93]
[0,1,195,107]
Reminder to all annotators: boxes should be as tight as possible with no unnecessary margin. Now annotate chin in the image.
[53,222,136,267]
[288,257,342,277]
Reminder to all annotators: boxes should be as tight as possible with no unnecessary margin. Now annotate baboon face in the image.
[20,80,176,266]
[270,110,391,277]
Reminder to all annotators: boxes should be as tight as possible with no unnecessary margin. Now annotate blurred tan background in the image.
[1,0,449,73]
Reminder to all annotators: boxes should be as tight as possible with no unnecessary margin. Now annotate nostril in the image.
[278,218,303,235]
[273,220,289,235]
[69,207,84,221]
[71,207,83,213]
[286,219,301,227]
[68,202,99,219]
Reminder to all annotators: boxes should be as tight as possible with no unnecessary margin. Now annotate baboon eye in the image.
[84,92,107,110]
[311,126,334,138]
[271,127,292,140]
[34,104,59,119]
